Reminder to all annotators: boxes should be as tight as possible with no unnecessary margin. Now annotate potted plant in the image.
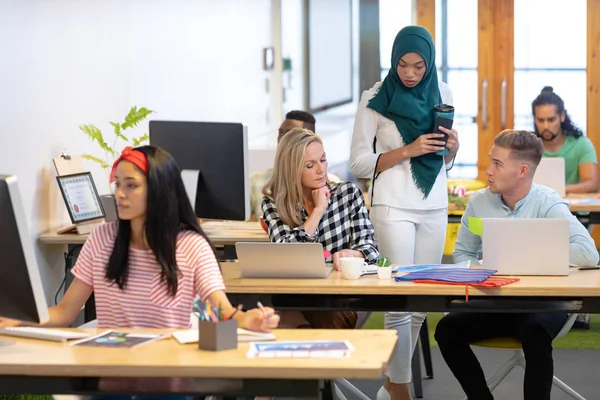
[80,106,154,173]
[377,256,393,280]
[79,106,154,219]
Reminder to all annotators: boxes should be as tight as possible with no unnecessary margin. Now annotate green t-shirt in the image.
[543,136,598,184]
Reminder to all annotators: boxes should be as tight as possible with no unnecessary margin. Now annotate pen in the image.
[257,301,269,319]
[226,304,243,320]
[579,266,600,270]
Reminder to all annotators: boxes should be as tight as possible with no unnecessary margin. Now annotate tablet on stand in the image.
[55,172,105,235]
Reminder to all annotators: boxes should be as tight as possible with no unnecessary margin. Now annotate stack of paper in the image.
[247,340,354,358]
[394,260,471,274]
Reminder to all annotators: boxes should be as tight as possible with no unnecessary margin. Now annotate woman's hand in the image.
[311,186,331,212]
[239,307,280,332]
[441,126,459,157]
[403,133,446,158]
[332,249,365,271]
[0,317,22,329]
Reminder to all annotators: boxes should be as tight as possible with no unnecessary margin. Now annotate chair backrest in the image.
[555,313,578,340]
[355,312,371,329]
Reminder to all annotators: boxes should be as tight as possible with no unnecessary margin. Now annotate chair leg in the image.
[419,318,434,379]
[486,351,524,393]
[412,339,424,399]
[321,379,335,400]
[552,376,586,400]
[334,379,371,400]
[333,382,349,400]
[462,352,523,400]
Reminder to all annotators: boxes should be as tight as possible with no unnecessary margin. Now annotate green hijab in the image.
[368,26,442,198]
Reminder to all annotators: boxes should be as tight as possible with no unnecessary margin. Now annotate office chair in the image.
[463,313,584,400]
[333,312,431,400]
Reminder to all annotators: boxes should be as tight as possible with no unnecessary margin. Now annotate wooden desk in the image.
[566,193,600,213]
[447,194,600,223]
[39,221,268,246]
[222,263,600,297]
[222,262,600,314]
[0,329,396,398]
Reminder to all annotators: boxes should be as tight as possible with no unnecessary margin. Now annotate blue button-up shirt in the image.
[453,184,599,267]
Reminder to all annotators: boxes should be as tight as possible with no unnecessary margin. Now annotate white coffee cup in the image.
[340,257,368,280]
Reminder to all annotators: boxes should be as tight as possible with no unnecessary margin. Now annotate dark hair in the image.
[285,110,316,133]
[106,145,218,296]
[494,129,544,169]
[531,86,584,138]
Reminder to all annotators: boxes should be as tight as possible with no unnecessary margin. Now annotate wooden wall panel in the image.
[415,0,436,41]
[477,0,513,180]
[587,0,600,245]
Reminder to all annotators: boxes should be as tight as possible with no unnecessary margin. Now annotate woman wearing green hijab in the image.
[350,26,459,400]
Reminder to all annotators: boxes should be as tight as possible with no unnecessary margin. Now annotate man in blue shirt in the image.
[435,130,598,400]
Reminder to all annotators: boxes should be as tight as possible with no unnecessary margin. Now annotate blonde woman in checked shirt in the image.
[0,147,278,345]
[261,128,379,330]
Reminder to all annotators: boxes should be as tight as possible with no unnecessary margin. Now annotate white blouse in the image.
[350,81,454,210]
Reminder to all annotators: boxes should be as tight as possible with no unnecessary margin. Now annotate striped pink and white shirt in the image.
[71,222,226,329]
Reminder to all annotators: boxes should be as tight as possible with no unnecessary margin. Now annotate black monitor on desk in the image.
[0,175,49,324]
[149,120,250,221]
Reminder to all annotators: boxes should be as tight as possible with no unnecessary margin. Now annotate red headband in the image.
[109,147,149,182]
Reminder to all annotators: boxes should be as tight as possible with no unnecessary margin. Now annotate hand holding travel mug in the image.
[433,104,455,156]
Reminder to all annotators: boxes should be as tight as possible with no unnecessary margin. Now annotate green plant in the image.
[448,194,469,208]
[377,257,392,268]
[80,106,154,169]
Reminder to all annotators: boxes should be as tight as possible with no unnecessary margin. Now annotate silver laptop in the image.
[482,218,569,276]
[236,242,334,278]
[533,158,566,197]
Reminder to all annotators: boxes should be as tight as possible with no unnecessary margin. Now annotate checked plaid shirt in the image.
[261,181,379,263]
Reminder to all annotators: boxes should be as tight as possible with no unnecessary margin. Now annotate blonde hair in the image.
[494,129,543,171]
[263,127,326,227]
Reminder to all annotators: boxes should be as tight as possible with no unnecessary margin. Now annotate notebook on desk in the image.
[482,218,569,276]
[235,242,334,278]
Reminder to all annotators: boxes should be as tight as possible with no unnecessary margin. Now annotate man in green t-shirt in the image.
[532,87,598,329]
[531,86,598,194]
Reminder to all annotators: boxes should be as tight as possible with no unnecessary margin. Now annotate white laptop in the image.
[482,218,569,276]
[235,242,334,278]
[533,158,566,197]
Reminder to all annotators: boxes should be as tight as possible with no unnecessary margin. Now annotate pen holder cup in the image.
[198,319,238,351]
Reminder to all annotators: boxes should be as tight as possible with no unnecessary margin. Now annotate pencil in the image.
[226,304,243,320]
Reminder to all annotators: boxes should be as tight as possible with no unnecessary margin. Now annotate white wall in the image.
[127,0,274,145]
[281,0,305,113]
[0,0,276,305]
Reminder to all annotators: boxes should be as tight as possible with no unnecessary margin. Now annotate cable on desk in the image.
[54,252,71,305]
[54,245,82,305]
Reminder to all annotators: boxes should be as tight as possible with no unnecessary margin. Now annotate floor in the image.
[336,346,597,400]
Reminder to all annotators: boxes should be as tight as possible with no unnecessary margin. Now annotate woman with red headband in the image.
[0,146,278,335]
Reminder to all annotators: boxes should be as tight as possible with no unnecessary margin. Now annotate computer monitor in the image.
[0,175,49,324]
[149,121,250,221]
